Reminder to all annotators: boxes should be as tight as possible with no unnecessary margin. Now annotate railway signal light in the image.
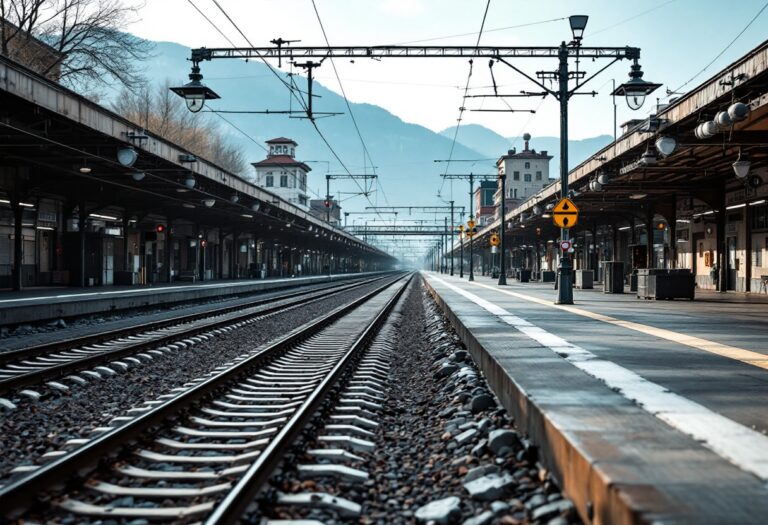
[155,224,166,233]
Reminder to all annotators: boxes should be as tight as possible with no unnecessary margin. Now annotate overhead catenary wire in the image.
[207,0,386,215]
[437,0,492,199]
[310,0,389,209]
[670,0,768,95]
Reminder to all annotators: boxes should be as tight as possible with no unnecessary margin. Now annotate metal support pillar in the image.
[78,200,87,287]
[165,218,173,283]
[498,173,507,285]
[469,174,475,282]
[556,42,573,304]
[716,188,726,292]
[450,201,455,276]
[746,200,753,292]
[646,211,654,269]
[10,196,23,291]
[122,215,130,273]
[444,216,448,274]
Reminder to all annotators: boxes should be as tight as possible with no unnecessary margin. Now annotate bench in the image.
[176,270,197,282]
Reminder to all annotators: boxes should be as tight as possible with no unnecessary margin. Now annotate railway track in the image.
[0,274,389,396]
[0,272,411,523]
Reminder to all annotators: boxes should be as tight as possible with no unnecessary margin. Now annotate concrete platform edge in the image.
[0,272,385,327]
[423,276,646,525]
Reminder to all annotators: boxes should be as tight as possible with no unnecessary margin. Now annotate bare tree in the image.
[112,81,248,176]
[0,0,152,92]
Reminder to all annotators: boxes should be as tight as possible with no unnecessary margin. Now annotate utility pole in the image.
[458,219,465,278]
[449,201,455,276]
[325,173,378,224]
[441,173,494,282]
[498,172,507,285]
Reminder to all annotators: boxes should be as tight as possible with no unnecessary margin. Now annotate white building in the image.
[495,133,553,206]
[252,138,311,208]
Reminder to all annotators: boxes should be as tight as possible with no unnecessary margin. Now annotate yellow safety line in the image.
[469,281,768,371]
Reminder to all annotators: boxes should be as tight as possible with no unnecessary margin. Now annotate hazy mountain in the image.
[438,124,612,176]
[112,41,489,209]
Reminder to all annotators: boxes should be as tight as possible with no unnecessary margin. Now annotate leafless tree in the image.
[112,81,248,176]
[0,0,152,92]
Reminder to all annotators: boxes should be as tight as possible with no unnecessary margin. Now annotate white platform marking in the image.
[431,275,768,481]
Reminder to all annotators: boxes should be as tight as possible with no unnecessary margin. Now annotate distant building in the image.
[475,180,497,226]
[495,133,553,214]
[252,138,311,208]
[309,199,342,227]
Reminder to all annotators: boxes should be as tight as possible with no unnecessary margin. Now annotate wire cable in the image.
[438,0,492,197]
[671,0,768,94]
[310,0,387,207]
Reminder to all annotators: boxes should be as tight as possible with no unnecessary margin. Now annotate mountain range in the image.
[119,41,611,211]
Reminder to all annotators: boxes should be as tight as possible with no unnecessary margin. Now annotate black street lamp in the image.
[170,63,220,113]
[498,172,507,285]
[458,223,465,278]
[612,58,662,111]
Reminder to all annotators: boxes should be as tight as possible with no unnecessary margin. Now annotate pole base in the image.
[498,275,507,286]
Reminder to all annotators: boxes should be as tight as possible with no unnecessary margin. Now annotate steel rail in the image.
[0,275,390,395]
[206,273,412,523]
[0,272,406,519]
[0,275,386,365]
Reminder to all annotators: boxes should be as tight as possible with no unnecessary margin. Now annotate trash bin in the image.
[603,261,625,293]
[637,269,695,300]
[575,269,593,289]
[540,270,556,282]
[518,269,531,282]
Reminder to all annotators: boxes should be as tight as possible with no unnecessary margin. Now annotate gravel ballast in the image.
[0,279,388,482]
[259,276,580,525]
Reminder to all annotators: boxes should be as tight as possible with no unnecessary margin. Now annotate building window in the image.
[753,240,763,267]
[513,188,518,198]
[752,203,768,231]
[536,171,542,181]
[513,171,520,181]
[265,175,273,187]
[280,175,288,187]
[524,173,532,182]
[524,162,530,169]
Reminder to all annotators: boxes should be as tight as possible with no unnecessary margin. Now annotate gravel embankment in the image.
[0,279,388,482]
[260,276,580,525]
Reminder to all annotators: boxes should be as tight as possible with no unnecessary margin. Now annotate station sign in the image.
[552,197,579,229]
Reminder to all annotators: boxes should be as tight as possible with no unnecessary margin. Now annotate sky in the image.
[128,0,768,142]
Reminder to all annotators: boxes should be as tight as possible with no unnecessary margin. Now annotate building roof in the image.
[496,148,553,164]
[266,137,298,145]
[252,155,311,171]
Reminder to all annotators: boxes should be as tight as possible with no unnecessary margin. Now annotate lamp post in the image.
[498,172,507,285]
[458,223,465,278]
[468,216,476,282]
[450,200,455,276]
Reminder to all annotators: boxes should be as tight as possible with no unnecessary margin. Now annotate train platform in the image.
[422,271,768,525]
[0,273,379,327]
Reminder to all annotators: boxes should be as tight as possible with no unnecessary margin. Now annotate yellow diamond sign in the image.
[552,197,579,229]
